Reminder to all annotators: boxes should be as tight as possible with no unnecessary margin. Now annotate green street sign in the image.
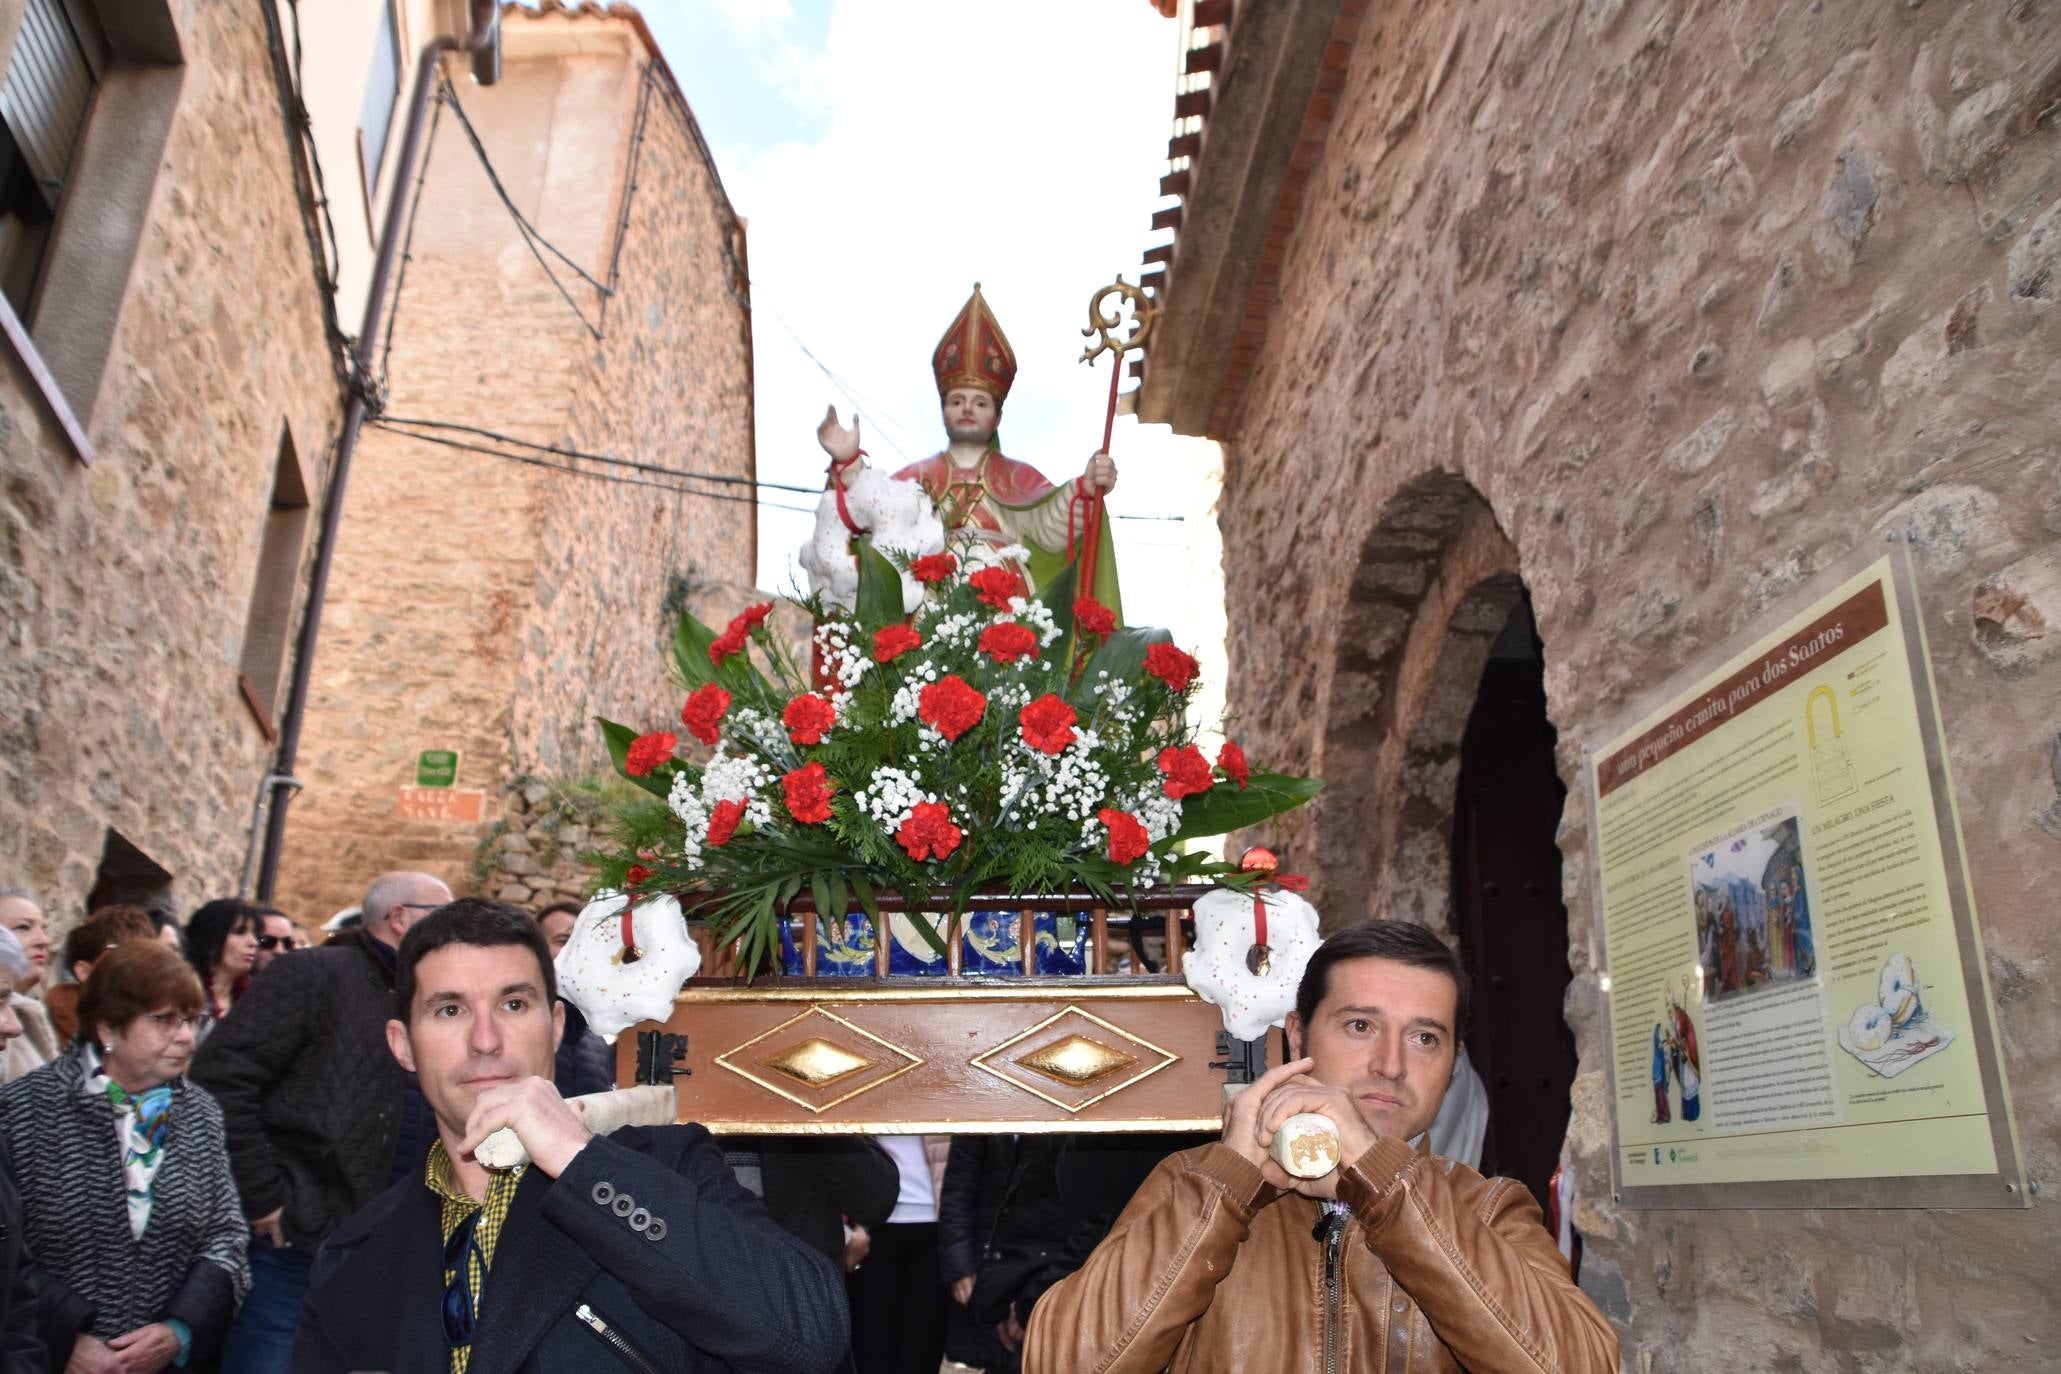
[416,750,460,788]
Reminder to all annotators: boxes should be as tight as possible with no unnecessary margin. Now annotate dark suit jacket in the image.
[0,1141,47,1374]
[295,1125,850,1374]
[747,1137,898,1268]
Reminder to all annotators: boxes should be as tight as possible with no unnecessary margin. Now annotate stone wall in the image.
[275,35,757,924]
[0,2,343,929]
[1217,1,2061,1367]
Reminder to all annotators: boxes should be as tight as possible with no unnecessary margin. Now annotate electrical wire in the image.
[264,0,353,388]
[376,414,821,493]
[437,71,609,339]
[370,418,824,513]
[765,307,921,465]
[372,416,1180,523]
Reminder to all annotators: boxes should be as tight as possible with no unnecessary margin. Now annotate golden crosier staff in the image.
[1076,276,1158,600]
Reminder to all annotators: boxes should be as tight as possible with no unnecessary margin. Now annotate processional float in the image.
[553,280,1333,1147]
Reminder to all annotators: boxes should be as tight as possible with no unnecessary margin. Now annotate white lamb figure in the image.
[799,468,945,614]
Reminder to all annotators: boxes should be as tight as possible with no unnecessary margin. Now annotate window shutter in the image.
[1,0,98,206]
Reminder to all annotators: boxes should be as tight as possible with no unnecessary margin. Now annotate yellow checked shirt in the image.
[426,1139,526,1374]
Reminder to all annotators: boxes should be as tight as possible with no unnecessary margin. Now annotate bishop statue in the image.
[817,285,1124,620]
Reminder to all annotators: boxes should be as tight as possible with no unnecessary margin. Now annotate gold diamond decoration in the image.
[716,1006,925,1113]
[1017,1034,1137,1086]
[765,1037,875,1088]
[973,1006,1179,1114]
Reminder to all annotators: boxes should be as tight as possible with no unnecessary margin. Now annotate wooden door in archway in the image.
[1448,597,1576,1211]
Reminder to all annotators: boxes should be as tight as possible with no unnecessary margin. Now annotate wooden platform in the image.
[615,975,1238,1135]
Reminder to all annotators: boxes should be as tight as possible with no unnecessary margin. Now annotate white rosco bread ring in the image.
[1269,1112,1343,1179]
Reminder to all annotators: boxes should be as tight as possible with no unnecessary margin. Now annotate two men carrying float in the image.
[549,283,1615,1372]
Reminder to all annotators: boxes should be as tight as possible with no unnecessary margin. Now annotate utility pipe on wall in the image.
[253,1,501,902]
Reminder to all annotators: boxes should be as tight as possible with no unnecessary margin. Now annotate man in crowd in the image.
[296,900,850,1372]
[191,869,452,1373]
[1025,921,1618,1373]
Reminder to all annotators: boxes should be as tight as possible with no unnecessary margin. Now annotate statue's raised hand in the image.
[818,405,863,473]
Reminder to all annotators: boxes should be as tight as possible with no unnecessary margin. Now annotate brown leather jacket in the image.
[1024,1139,1618,1374]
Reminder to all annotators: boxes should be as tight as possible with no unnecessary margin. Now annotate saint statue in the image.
[817,285,1124,620]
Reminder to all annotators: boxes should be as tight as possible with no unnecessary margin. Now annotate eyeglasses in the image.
[142,1011,205,1033]
[255,935,287,951]
[442,1211,482,1348]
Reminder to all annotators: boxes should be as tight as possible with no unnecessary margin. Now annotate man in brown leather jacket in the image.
[1024,921,1618,1373]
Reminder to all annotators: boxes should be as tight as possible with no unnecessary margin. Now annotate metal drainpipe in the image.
[253,3,502,903]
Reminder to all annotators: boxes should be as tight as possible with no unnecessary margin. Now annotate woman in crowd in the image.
[45,904,157,1045]
[0,941,250,1371]
[0,888,58,1083]
[182,899,259,1038]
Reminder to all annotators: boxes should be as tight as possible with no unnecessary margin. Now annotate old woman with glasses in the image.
[0,940,250,1372]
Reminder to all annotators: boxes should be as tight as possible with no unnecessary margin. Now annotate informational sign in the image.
[396,785,486,824]
[1586,543,2023,1208]
[415,749,460,787]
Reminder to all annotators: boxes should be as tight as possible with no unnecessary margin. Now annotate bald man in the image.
[193,871,453,1374]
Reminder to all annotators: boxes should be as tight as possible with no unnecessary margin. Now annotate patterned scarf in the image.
[102,1074,174,1240]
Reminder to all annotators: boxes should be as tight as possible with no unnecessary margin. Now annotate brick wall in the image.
[275,39,756,924]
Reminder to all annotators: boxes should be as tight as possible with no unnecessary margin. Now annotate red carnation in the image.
[782,692,837,746]
[874,624,922,663]
[737,601,774,630]
[917,674,987,741]
[1018,694,1077,756]
[910,553,958,584]
[624,730,677,776]
[1143,642,1202,693]
[705,798,745,848]
[978,622,1040,664]
[781,761,834,824]
[1098,808,1149,866]
[969,566,1026,610]
[896,801,963,862]
[1158,745,1216,799]
[625,863,654,888]
[1217,740,1251,789]
[709,623,748,666]
[679,684,731,746]
[1072,595,1116,638]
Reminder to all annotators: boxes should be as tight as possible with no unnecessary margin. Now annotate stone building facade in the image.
[1140,0,2061,1367]
[0,0,345,925]
[274,6,757,924]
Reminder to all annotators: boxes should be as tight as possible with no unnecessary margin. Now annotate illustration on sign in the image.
[1838,951,1955,1079]
[1691,809,1816,1006]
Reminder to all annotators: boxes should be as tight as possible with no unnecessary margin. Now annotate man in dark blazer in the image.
[294,900,849,1373]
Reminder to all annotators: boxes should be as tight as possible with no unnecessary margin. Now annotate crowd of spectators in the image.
[0,878,1192,1374]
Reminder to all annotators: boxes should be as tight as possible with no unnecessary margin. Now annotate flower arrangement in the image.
[594,534,1320,973]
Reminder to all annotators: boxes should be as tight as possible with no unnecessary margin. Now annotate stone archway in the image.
[1312,473,1525,934]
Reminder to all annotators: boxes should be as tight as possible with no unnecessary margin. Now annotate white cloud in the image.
[708,1,1218,653]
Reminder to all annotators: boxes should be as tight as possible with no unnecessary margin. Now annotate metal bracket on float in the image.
[1209,1031,1270,1084]
[634,1030,689,1085]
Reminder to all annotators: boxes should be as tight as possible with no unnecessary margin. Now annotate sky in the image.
[633,0,1221,647]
